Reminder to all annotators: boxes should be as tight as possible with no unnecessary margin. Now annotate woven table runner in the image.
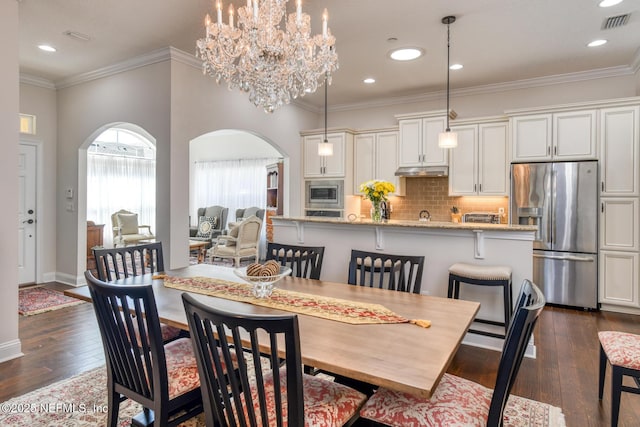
[164,276,409,325]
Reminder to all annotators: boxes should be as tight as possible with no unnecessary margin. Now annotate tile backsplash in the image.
[358,177,509,222]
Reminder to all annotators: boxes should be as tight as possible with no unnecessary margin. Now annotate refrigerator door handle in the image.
[533,253,595,262]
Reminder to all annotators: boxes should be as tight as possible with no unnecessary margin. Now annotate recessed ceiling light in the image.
[38,44,56,52]
[599,0,623,7]
[587,39,607,47]
[389,48,424,61]
[450,64,463,70]
[363,78,376,84]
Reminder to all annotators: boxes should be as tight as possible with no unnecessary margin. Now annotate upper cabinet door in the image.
[354,133,375,194]
[322,133,346,177]
[448,125,477,196]
[303,134,325,178]
[600,106,639,197]
[376,131,402,195]
[511,114,552,162]
[398,119,423,167]
[422,117,448,166]
[478,122,509,196]
[553,110,597,160]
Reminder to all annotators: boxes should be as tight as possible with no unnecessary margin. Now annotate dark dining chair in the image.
[85,271,202,427]
[93,241,164,281]
[93,241,181,343]
[182,293,367,427]
[359,279,547,426]
[598,330,640,427]
[348,249,425,294]
[265,242,325,280]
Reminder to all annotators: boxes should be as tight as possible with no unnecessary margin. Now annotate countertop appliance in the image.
[463,212,501,224]
[511,161,598,309]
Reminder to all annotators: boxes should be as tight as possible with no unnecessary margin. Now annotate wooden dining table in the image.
[66,263,479,399]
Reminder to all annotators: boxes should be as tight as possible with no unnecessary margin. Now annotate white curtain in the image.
[87,154,156,248]
[192,158,278,257]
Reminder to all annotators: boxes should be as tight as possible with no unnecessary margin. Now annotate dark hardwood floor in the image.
[3,283,640,426]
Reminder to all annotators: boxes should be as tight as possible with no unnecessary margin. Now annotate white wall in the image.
[19,83,57,280]
[56,61,172,283]
[0,0,21,362]
[53,53,317,282]
[167,58,316,268]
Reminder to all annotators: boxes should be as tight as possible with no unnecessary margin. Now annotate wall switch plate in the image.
[66,187,74,199]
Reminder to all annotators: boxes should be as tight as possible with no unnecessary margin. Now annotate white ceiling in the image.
[18,0,640,110]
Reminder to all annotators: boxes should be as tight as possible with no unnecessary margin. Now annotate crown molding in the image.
[19,73,55,90]
[55,47,174,89]
[329,65,636,112]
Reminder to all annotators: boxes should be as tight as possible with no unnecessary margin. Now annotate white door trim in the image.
[19,138,43,284]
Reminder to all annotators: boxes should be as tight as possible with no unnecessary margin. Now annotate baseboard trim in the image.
[42,271,56,283]
[55,272,84,287]
[0,339,23,363]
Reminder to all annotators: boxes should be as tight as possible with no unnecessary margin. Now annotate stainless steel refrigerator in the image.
[511,161,598,309]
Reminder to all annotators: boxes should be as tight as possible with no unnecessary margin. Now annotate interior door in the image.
[18,144,37,284]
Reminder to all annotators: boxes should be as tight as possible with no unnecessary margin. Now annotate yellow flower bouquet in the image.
[359,180,395,222]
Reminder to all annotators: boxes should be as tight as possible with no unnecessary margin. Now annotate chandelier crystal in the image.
[196,0,339,113]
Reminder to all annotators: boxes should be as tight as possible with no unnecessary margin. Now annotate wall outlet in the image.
[498,207,505,215]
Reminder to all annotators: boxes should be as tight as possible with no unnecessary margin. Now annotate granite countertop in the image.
[271,216,538,232]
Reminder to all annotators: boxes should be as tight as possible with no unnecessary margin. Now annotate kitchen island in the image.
[271,216,538,352]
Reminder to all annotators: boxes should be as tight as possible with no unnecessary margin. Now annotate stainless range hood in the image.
[395,166,449,177]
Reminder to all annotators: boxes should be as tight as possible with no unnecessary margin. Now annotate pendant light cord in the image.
[445,21,451,132]
[324,74,328,143]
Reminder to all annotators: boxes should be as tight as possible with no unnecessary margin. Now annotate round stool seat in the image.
[448,263,513,339]
[448,263,512,281]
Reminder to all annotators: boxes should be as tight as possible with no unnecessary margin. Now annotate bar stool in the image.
[448,262,513,339]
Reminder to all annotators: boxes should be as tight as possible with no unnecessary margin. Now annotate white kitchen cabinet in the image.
[303,132,349,178]
[449,121,508,196]
[354,130,402,195]
[398,116,448,167]
[599,250,639,308]
[511,110,597,162]
[600,106,639,197]
[600,198,639,252]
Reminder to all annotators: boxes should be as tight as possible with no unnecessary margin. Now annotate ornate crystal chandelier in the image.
[196,0,339,113]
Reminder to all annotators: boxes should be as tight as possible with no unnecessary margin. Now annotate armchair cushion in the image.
[196,216,217,239]
[117,213,139,234]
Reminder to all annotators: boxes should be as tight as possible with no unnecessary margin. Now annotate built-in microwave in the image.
[305,180,344,209]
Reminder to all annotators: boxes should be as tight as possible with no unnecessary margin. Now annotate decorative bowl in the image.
[234,265,291,298]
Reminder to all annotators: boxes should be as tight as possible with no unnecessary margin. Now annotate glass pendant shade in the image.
[438,130,458,148]
[318,142,334,156]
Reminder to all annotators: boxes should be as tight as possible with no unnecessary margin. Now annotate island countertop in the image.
[271,215,537,353]
[272,216,537,232]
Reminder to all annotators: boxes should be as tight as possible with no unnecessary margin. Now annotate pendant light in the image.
[438,15,458,149]
[318,74,334,156]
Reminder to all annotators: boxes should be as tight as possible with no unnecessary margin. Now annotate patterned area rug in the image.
[18,286,85,316]
[0,367,204,427]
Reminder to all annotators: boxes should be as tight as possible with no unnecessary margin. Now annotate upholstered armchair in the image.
[209,215,262,266]
[225,206,265,232]
[189,205,229,247]
[111,209,155,247]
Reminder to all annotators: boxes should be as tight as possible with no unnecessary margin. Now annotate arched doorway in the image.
[78,123,157,277]
[189,129,288,261]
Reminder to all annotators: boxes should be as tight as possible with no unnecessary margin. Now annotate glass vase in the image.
[370,200,383,223]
